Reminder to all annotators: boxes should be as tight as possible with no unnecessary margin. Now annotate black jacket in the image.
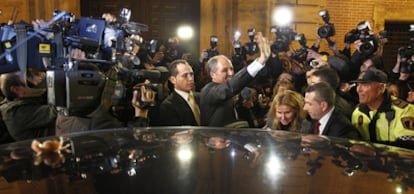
[305,108,361,140]
[158,91,200,126]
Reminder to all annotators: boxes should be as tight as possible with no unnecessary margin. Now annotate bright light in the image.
[266,156,283,176]
[233,30,241,41]
[395,184,407,193]
[230,149,236,158]
[127,168,137,176]
[177,146,193,161]
[177,25,194,40]
[272,6,293,26]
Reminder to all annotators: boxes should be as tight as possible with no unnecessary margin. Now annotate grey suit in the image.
[200,68,254,126]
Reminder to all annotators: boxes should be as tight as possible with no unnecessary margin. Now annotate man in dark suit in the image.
[303,82,361,139]
[158,59,200,126]
[308,66,355,119]
[200,32,270,127]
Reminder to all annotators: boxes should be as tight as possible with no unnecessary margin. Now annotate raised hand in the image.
[255,32,270,65]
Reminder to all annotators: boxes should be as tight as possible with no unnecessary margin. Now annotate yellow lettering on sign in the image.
[39,43,51,54]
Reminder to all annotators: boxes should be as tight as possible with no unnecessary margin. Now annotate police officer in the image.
[351,68,414,149]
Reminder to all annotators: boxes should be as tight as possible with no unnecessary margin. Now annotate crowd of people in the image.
[1,15,414,150]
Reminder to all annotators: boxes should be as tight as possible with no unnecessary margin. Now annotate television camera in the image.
[103,8,150,66]
[0,9,168,122]
[0,10,70,73]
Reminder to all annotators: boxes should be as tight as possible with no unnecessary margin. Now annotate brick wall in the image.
[321,0,414,54]
[198,0,414,69]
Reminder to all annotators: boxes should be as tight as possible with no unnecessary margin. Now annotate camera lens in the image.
[360,42,375,56]
[318,25,334,39]
[318,26,329,38]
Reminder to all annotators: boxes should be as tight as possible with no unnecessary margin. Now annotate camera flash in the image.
[409,24,414,31]
[234,30,241,40]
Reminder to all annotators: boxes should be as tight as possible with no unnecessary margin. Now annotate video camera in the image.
[46,60,106,116]
[1,9,167,120]
[103,8,149,65]
[47,10,106,61]
[47,59,168,118]
[270,25,296,54]
[0,15,64,74]
[0,10,106,115]
[51,10,76,37]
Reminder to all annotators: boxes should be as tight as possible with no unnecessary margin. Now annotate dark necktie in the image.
[313,121,321,135]
[368,113,379,142]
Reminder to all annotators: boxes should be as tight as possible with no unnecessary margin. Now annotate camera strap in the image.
[14,23,28,85]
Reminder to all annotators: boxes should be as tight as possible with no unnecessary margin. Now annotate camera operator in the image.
[164,36,186,63]
[389,48,414,101]
[0,17,60,141]
[54,48,124,135]
[128,82,157,127]
[347,21,381,80]
[0,71,56,141]
[149,40,168,68]
[196,36,220,91]
[310,35,323,52]
[231,32,248,73]
[101,12,121,61]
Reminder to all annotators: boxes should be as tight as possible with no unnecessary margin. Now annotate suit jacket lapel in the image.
[322,108,337,136]
[172,91,188,107]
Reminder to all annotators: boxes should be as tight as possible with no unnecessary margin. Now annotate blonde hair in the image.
[267,90,306,131]
[272,79,295,99]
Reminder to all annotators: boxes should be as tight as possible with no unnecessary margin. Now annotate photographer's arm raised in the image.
[392,48,403,73]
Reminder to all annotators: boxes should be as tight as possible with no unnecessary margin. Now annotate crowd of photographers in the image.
[1,10,414,149]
